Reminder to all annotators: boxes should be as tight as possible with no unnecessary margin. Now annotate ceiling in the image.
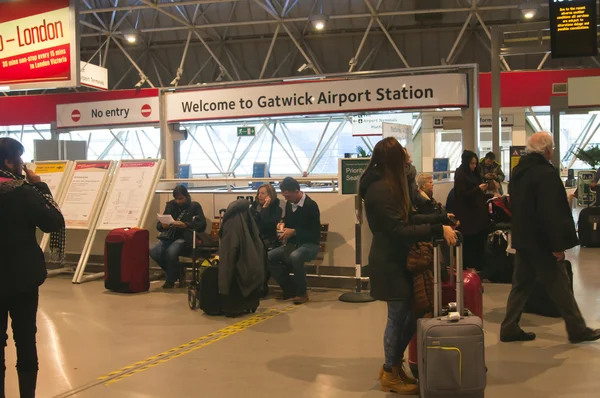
[38,0,600,91]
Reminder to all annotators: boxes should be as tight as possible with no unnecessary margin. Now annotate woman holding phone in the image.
[150,185,206,289]
[453,150,491,272]
[359,137,457,394]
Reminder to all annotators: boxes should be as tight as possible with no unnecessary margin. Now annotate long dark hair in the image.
[173,184,191,199]
[0,137,24,173]
[358,137,411,222]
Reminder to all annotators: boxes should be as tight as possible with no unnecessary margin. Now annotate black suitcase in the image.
[198,266,260,317]
[525,260,573,318]
[484,230,514,283]
[578,207,600,248]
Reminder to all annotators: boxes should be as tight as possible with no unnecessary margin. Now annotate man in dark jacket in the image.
[0,138,65,398]
[268,177,321,305]
[501,132,600,344]
[480,152,505,195]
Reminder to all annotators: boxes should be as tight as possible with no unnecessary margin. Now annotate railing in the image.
[157,176,340,193]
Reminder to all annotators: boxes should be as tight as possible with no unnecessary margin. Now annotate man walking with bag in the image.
[501,132,600,343]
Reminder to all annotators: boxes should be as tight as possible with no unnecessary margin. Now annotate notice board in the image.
[550,0,598,58]
[99,160,162,230]
[31,161,69,197]
[61,161,111,229]
[509,146,527,179]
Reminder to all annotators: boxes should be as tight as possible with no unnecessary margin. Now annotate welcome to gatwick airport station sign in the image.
[166,74,468,122]
[0,0,79,91]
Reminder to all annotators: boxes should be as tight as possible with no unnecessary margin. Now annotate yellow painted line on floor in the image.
[97,305,297,386]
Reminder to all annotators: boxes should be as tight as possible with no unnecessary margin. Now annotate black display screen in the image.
[549,0,598,58]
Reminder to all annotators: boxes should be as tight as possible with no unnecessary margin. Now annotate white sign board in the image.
[166,74,469,122]
[480,115,514,127]
[61,162,111,229]
[30,161,69,197]
[99,161,160,230]
[80,61,108,90]
[383,122,413,152]
[351,113,414,137]
[56,97,160,129]
[568,76,600,107]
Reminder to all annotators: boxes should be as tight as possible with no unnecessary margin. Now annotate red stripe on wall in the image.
[0,89,159,126]
[479,69,600,108]
[0,0,69,24]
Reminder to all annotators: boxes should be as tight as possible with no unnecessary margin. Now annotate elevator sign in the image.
[0,0,80,91]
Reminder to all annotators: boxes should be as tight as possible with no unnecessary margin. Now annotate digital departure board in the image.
[549,0,598,58]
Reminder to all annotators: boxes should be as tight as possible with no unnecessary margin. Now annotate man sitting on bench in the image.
[268,177,321,304]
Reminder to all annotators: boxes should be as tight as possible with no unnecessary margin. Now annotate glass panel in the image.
[435,129,462,171]
[0,124,52,161]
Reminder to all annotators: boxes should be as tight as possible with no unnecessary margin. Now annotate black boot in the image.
[17,370,37,398]
[178,268,187,288]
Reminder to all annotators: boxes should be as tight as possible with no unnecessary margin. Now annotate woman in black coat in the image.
[358,137,456,394]
[251,183,283,249]
[0,138,65,398]
[150,185,206,289]
[454,150,491,271]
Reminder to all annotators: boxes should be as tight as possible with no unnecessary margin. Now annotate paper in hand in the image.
[157,214,175,224]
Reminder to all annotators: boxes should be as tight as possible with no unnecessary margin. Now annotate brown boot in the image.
[380,368,419,395]
[378,365,417,384]
[292,295,309,305]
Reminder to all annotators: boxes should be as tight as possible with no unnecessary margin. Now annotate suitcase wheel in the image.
[188,286,198,310]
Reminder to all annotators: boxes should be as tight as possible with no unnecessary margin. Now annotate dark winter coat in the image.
[454,153,491,236]
[360,169,446,301]
[157,199,206,245]
[218,200,266,297]
[0,177,64,294]
[510,153,578,253]
[250,198,283,248]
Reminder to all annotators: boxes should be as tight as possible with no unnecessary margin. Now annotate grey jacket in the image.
[218,199,266,297]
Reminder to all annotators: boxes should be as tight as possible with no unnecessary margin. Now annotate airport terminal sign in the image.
[550,0,598,58]
[57,97,160,128]
[0,0,79,91]
[166,74,468,122]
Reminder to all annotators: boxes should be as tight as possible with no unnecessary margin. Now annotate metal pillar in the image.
[159,91,175,178]
[550,96,568,169]
[462,64,479,152]
[491,26,501,157]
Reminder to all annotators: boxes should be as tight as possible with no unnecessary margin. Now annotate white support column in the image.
[159,91,175,178]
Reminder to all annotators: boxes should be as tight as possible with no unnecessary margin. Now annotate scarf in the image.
[0,169,66,264]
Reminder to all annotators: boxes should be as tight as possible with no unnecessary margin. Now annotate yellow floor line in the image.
[97,305,297,386]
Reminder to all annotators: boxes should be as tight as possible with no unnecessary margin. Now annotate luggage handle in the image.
[433,232,464,318]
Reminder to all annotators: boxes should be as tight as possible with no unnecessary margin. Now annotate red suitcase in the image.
[105,228,150,293]
[408,268,483,376]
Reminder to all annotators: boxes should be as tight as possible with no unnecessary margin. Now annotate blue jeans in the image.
[150,239,186,283]
[384,300,416,368]
[268,243,319,297]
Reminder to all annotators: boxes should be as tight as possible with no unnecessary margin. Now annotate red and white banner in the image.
[0,0,79,91]
[56,97,161,129]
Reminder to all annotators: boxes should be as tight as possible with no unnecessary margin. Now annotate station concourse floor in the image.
[4,247,600,398]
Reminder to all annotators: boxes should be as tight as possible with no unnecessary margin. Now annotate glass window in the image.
[179,112,417,177]
[0,124,52,161]
[435,129,462,172]
[60,127,161,160]
[479,127,512,179]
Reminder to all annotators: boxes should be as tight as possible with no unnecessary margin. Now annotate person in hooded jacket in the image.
[151,185,206,289]
[250,184,283,249]
[453,150,491,271]
[501,132,600,344]
[358,137,457,395]
[0,138,65,398]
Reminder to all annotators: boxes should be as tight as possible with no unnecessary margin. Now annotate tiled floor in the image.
[4,247,600,398]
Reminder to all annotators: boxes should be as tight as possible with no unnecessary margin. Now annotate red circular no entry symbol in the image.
[71,110,81,122]
[141,104,152,117]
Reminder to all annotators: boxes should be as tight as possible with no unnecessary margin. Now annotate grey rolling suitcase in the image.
[417,238,486,398]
